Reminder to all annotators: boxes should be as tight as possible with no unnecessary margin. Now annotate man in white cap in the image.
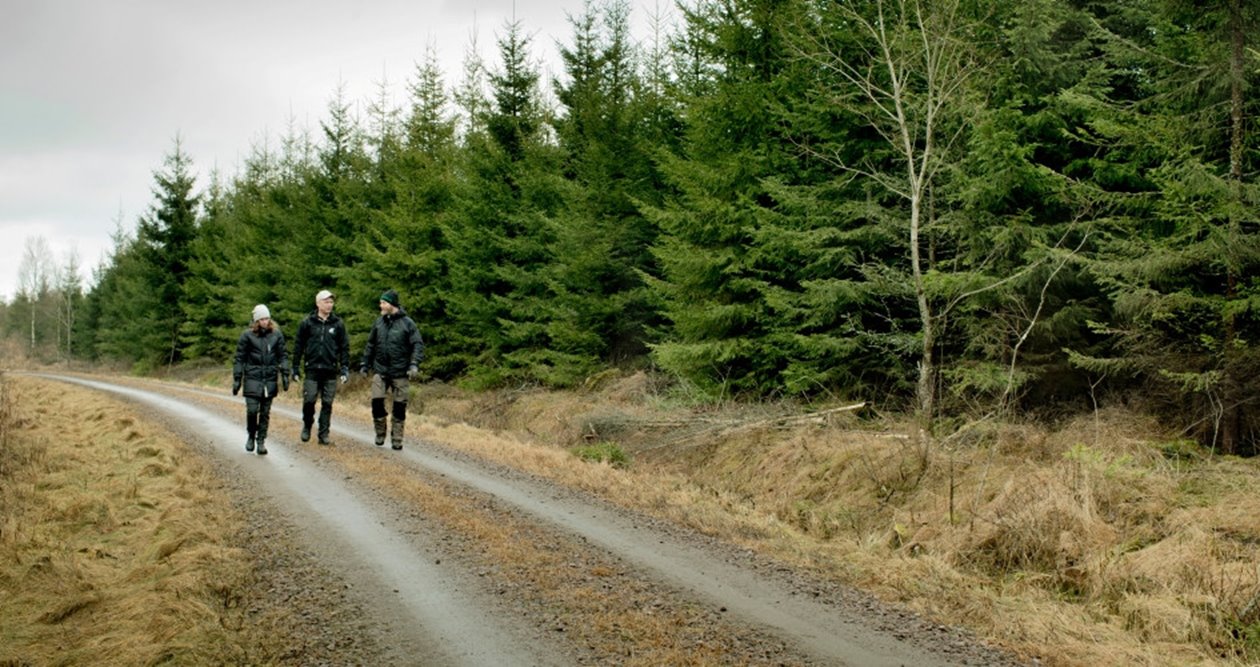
[291,289,350,444]
[232,304,289,455]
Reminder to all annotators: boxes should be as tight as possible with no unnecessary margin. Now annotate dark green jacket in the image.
[361,309,424,379]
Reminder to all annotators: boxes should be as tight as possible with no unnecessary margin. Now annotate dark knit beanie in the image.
[380,289,400,307]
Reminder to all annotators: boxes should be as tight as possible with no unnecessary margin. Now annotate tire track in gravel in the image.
[42,373,1022,667]
[41,373,569,667]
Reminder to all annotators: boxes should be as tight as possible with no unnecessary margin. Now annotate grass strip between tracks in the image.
[311,439,807,666]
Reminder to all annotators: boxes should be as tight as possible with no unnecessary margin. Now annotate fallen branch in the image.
[638,402,868,452]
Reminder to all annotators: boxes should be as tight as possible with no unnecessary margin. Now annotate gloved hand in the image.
[340,374,349,385]
[358,365,369,378]
[407,365,418,380]
[281,374,290,391]
[292,370,301,382]
[232,380,241,396]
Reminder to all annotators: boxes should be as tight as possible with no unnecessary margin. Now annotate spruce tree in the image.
[180,168,243,361]
[444,20,568,386]
[550,0,665,373]
[647,0,815,398]
[1070,0,1260,453]
[129,139,201,368]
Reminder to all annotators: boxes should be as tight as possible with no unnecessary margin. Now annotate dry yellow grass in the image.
[66,365,1260,665]
[0,374,258,666]
[398,374,1260,667]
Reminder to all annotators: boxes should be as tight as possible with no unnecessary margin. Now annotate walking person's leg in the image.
[317,373,337,444]
[371,374,388,446]
[389,377,410,450]
[301,373,318,442]
[244,398,259,452]
[256,396,273,455]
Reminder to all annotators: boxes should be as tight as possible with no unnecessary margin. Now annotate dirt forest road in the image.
[41,373,1023,667]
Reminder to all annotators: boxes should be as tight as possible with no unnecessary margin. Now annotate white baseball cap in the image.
[315,289,335,302]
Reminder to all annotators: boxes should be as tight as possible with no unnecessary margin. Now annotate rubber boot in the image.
[301,400,315,442]
[390,419,404,450]
[256,438,268,456]
[246,412,257,452]
[317,405,332,445]
[374,418,387,446]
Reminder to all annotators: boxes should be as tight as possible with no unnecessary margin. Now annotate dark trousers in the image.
[302,370,340,439]
[245,395,274,441]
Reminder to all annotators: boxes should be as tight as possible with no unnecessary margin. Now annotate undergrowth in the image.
[571,441,629,468]
[412,372,1260,666]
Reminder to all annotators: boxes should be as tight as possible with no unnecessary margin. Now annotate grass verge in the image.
[401,373,1260,666]
[0,374,261,665]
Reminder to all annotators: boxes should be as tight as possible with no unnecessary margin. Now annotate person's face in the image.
[317,296,334,317]
[379,299,395,315]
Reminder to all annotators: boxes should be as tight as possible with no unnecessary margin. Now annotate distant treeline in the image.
[4,0,1259,453]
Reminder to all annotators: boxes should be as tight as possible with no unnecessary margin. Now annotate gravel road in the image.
[43,373,1026,666]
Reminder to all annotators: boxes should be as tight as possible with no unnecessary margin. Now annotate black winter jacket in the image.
[233,323,288,398]
[361,309,424,379]
[292,311,350,376]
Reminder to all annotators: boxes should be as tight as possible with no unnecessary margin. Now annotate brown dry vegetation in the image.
[8,356,1260,666]
[381,372,1260,666]
[0,373,265,666]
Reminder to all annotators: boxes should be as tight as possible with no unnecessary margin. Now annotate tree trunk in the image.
[910,190,935,421]
[1222,0,1245,454]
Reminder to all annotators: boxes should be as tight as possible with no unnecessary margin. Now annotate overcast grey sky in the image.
[0,0,667,302]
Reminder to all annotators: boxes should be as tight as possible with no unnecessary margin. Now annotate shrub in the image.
[571,441,629,468]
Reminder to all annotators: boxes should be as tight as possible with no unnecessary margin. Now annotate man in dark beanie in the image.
[359,288,424,449]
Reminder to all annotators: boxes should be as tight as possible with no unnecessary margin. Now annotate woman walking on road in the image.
[232,304,289,455]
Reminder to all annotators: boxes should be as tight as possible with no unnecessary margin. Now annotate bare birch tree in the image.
[794,0,977,420]
[17,236,54,354]
[55,248,83,359]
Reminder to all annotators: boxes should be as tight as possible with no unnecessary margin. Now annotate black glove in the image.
[232,380,241,396]
[407,365,418,380]
[281,374,290,391]
[358,365,369,377]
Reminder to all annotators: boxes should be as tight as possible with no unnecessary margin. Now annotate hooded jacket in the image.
[292,310,350,376]
[361,308,424,379]
[233,322,289,398]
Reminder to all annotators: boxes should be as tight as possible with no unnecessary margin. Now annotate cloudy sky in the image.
[0,0,666,302]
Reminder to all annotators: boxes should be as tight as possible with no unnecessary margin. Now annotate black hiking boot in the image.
[374,418,387,446]
[256,439,268,455]
[245,436,255,452]
[300,423,312,442]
